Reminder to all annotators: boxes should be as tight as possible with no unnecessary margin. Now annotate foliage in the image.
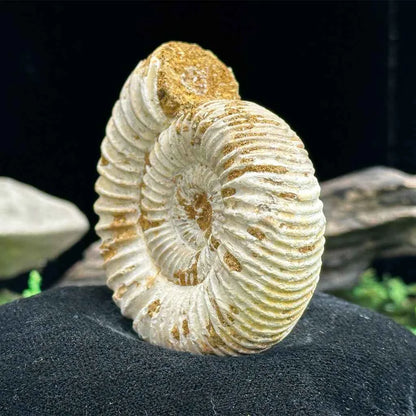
[22,270,42,298]
[333,269,416,335]
[0,270,42,305]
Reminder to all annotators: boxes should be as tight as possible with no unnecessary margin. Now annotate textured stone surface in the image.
[0,177,89,279]
[57,241,104,287]
[320,166,416,290]
[1,286,415,415]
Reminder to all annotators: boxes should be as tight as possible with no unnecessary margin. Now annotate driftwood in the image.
[58,166,416,291]
[319,166,416,290]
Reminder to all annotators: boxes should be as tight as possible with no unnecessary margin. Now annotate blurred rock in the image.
[57,241,105,287]
[320,166,416,290]
[0,177,89,279]
[0,289,21,305]
[59,166,416,292]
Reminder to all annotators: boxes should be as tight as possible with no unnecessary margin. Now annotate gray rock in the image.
[320,166,416,290]
[0,177,89,279]
[57,241,105,287]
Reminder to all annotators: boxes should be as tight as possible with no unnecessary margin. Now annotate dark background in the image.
[1,0,416,289]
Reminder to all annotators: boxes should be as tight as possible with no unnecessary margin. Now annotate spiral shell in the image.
[94,42,325,355]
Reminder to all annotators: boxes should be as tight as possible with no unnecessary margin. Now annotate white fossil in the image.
[94,42,326,355]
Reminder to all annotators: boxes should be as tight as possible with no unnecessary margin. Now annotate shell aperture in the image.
[94,41,326,355]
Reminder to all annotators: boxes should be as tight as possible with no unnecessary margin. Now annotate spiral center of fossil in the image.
[139,158,224,288]
[170,164,222,251]
[176,189,212,234]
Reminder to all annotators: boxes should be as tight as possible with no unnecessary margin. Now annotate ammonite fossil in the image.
[94,41,326,355]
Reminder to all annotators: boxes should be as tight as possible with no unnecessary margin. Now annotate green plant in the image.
[22,270,42,298]
[333,269,416,335]
[0,270,42,306]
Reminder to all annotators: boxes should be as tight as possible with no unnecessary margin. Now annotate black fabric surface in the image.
[0,286,415,416]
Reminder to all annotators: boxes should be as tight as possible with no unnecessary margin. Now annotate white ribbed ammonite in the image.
[94,41,326,355]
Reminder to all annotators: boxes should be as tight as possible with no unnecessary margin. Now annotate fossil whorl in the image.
[94,41,326,355]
